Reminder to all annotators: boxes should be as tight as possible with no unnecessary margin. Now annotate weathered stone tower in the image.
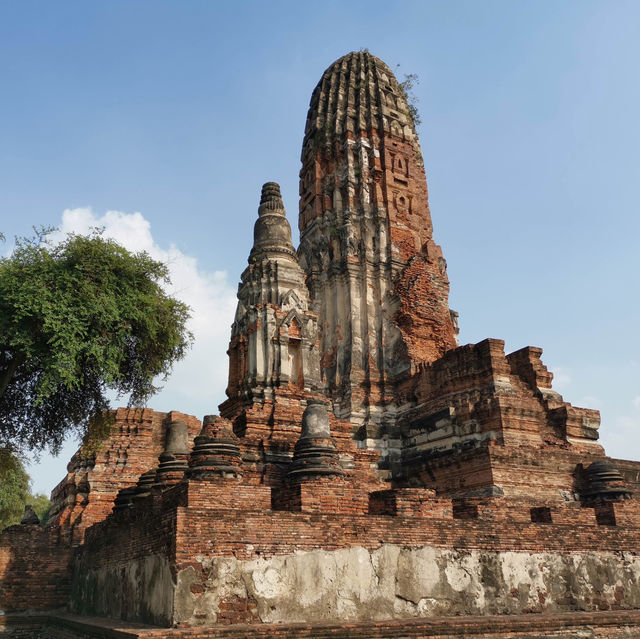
[298,51,458,433]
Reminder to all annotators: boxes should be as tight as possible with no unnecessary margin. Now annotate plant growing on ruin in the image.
[74,410,116,461]
[0,229,192,455]
[398,72,421,126]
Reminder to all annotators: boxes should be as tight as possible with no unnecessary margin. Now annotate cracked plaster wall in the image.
[174,545,640,626]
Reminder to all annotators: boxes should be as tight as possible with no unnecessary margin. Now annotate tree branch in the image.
[0,352,26,399]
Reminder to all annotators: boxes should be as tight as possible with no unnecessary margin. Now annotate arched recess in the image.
[279,311,305,389]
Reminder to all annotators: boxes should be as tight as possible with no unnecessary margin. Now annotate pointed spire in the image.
[222,181,320,409]
[258,182,285,215]
[250,181,296,261]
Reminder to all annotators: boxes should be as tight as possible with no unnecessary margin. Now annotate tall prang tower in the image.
[297,51,458,433]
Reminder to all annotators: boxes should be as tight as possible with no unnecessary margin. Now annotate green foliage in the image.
[0,229,193,454]
[0,448,52,530]
[398,72,421,126]
[30,492,51,526]
[0,448,30,530]
[76,410,116,461]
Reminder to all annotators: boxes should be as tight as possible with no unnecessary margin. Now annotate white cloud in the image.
[633,396,640,411]
[53,207,238,411]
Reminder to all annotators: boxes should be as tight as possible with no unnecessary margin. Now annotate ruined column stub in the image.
[298,51,457,429]
[581,460,632,502]
[112,486,137,513]
[20,504,40,526]
[224,182,320,405]
[131,469,156,502]
[187,414,243,480]
[154,419,190,488]
[288,399,343,479]
[300,398,332,438]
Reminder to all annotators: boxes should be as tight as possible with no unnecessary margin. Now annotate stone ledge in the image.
[3,610,640,638]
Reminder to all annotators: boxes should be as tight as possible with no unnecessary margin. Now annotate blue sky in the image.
[1,1,638,494]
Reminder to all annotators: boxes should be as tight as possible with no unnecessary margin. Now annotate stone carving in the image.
[394,192,409,213]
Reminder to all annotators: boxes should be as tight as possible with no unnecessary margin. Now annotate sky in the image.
[0,1,638,495]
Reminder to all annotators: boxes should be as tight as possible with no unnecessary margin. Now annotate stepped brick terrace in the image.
[2,51,640,638]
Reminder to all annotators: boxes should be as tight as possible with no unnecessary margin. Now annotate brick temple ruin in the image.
[2,51,640,638]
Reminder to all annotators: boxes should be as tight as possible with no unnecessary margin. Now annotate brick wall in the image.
[171,497,640,563]
[0,525,72,612]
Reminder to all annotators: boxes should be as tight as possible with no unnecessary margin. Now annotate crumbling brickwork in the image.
[47,408,200,544]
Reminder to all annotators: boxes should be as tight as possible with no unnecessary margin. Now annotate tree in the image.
[0,448,30,530]
[30,492,51,525]
[0,230,192,454]
[0,448,51,530]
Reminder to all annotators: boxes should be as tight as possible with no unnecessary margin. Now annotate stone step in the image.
[4,610,640,639]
